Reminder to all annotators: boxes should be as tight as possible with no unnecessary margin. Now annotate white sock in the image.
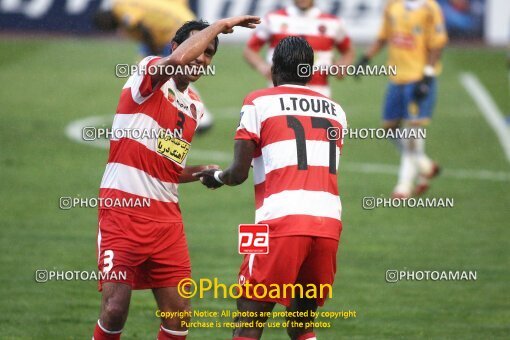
[160,325,188,336]
[395,132,418,195]
[413,128,433,175]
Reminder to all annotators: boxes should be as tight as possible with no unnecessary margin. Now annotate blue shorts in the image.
[138,43,172,57]
[383,79,437,122]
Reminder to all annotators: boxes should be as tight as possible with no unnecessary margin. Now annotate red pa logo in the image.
[238,224,269,254]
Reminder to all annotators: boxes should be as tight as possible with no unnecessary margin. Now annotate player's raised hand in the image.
[218,15,261,34]
[354,55,370,80]
[192,169,224,189]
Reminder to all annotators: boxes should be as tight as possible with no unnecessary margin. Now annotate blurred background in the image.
[0,0,505,43]
[1,0,509,339]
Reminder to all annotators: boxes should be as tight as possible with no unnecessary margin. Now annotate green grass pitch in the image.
[0,38,509,339]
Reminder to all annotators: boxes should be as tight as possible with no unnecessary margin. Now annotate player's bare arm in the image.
[334,43,355,79]
[414,47,444,101]
[356,38,387,70]
[192,140,256,188]
[243,46,272,80]
[151,15,260,86]
[427,47,444,67]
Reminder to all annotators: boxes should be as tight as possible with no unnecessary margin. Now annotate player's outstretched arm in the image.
[151,15,261,86]
[244,46,271,80]
[356,38,386,69]
[414,47,444,100]
[334,44,355,79]
[192,140,256,189]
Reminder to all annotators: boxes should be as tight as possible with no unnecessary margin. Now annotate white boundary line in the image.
[459,72,510,163]
[65,114,510,182]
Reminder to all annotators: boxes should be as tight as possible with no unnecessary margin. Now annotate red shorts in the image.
[238,236,339,307]
[97,209,190,290]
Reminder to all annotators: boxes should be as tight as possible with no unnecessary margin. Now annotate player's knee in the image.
[101,300,128,329]
[175,298,191,315]
[161,312,190,331]
[160,301,191,330]
[383,123,399,131]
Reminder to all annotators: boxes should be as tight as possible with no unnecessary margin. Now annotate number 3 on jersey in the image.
[286,115,339,175]
[103,250,114,273]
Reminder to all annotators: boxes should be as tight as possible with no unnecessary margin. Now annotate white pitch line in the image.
[459,72,510,163]
[65,115,110,149]
[188,148,510,182]
[343,161,510,182]
[65,114,510,182]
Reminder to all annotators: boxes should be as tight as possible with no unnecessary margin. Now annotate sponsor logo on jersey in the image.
[167,88,175,102]
[157,133,190,165]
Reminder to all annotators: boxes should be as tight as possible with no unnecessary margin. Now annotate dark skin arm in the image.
[192,140,256,188]
[333,43,355,79]
[426,47,443,67]
[353,38,386,79]
[365,38,387,60]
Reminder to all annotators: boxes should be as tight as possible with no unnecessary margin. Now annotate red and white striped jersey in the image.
[99,56,204,222]
[247,5,351,94]
[235,85,347,240]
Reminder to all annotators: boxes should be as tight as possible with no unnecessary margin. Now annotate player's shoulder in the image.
[187,87,202,103]
[423,0,443,13]
[384,0,402,11]
[262,7,288,23]
[243,88,279,105]
[318,11,340,21]
[243,85,334,105]
[267,7,288,17]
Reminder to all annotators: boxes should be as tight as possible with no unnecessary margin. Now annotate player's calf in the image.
[286,297,317,340]
[153,287,191,339]
[233,297,275,340]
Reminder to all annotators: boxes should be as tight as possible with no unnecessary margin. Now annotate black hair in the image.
[172,20,219,53]
[272,36,314,86]
[93,10,118,31]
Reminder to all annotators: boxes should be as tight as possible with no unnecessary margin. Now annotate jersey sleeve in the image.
[246,15,271,52]
[124,56,162,105]
[425,2,448,49]
[334,19,352,54]
[337,104,347,154]
[377,4,392,41]
[234,95,261,145]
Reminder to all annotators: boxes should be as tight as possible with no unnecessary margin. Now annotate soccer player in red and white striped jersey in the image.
[93,16,260,340]
[244,0,354,98]
[194,36,347,340]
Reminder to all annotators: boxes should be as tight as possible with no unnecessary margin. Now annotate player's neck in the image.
[173,77,189,92]
[405,0,426,10]
[276,81,307,87]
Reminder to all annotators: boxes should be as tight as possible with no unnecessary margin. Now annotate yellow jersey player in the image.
[357,0,448,198]
[95,0,194,56]
[93,0,214,133]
